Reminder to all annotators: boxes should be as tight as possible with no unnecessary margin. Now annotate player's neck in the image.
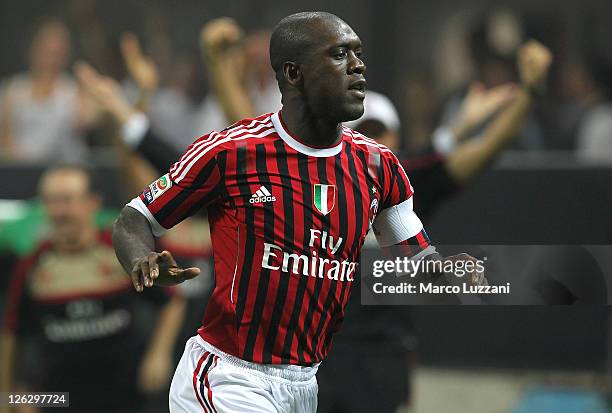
[279,105,342,148]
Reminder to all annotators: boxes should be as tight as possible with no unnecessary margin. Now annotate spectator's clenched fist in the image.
[518,40,553,89]
[200,17,243,58]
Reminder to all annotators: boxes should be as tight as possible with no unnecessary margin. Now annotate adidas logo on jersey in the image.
[250,186,276,204]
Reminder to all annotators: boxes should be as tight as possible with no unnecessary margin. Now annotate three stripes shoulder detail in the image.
[342,126,393,153]
[170,117,276,183]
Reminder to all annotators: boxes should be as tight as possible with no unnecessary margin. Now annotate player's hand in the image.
[200,17,243,59]
[138,348,173,393]
[518,40,553,89]
[120,33,159,93]
[443,253,488,288]
[452,82,519,139]
[74,61,135,125]
[130,250,201,291]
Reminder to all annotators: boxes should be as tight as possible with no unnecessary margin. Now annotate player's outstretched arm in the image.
[113,206,200,291]
[372,150,488,303]
[384,244,487,285]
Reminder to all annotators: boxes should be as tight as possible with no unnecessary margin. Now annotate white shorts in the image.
[169,335,319,413]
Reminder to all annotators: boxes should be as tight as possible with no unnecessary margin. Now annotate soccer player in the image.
[112,12,485,412]
[319,42,553,412]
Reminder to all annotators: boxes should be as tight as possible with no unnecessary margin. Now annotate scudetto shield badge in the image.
[313,184,336,215]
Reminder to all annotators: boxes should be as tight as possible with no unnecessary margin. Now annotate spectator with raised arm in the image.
[0,19,97,162]
[75,56,216,367]
[347,41,552,220]
[193,18,281,133]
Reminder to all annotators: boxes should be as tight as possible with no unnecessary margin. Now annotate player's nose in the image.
[348,52,366,75]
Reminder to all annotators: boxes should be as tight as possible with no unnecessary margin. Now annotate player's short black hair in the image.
[269,12,342,84]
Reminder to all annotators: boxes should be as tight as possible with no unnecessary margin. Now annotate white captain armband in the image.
[372,198,424,248]
[126,197,167,237]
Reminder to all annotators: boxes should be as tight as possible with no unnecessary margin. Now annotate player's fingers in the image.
[445,253,471,262]
[147,252,160,281]
[140,260,153,288]
[475,258,487,283]
[471,268,488,286]
[131,265,144,292]
[160,250,178,267]
[178,267,201,281]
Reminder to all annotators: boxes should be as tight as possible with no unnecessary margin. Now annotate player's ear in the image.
[282,61,303,87]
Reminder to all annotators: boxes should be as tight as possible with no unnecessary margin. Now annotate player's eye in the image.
[333,50,348,59]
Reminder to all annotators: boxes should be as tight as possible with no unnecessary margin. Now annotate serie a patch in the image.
[144,174,172,204]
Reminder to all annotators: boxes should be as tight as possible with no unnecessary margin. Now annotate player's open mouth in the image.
[348,80,366,98]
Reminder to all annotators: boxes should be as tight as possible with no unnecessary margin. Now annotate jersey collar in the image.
[271,111,344,157]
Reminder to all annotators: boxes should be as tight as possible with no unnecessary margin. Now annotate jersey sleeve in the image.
[372,151,434,258]
[127,132,226,236]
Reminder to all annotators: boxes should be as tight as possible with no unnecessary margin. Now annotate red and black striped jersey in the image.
[128,111,430,365]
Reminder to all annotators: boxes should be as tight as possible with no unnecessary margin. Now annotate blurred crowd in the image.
[0,5,611,164]
[0,2,610,413]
